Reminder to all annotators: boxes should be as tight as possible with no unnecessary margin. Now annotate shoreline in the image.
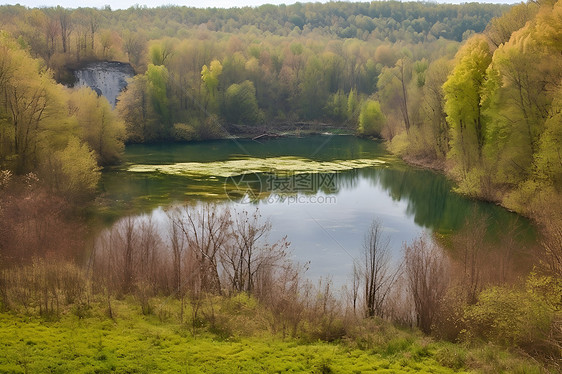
[384,143,540,223]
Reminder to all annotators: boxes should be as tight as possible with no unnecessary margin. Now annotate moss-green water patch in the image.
[128,156,388,178]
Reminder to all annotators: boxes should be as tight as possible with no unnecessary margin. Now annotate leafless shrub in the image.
[0,169,12,189]
[222,208,289,294]
[91,214,168,317]
[173,204,231,295]
[302,277,346,341]
[362,220,401,318]
[0,187,85,266]
[404,235,450,334]
[0,258,87,317]
[537,203,562,280]
[451,213,488,304]
[257,261,308,339]
[383,274,415,327]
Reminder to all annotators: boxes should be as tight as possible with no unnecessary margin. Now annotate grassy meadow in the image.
[0,296,544,374]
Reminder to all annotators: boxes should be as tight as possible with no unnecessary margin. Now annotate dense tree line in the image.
[1,1,556,217]
[0,2,506,144]
[105,1,502,42]
[0,32,124,200]
[385,0,561,217]
[0,2,505,62]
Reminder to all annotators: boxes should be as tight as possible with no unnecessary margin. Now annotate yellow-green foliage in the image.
[69,88,125,166]
[173,122,198,141]
[526,271,562,311]
[387,131,410,156]
[223,80,263,125]
[387,0,562,217]
[41,137,101,201]
[359,100,385,137]
[388,126,437,160]
[462,287,554,351]
[443,35,491,179]
[0,32,116,198]
[534,85,562,190]
[0,297,543,374]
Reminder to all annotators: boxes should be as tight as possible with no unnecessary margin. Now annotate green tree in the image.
[201,59,223,113]
[347,88,359,125]
[0,32,75,173]
[146,63,170,136]
[377,56,414,135]
[463,287,553,352]
[482,37,548,186]
[116,75,149,143]
[421,58,452,158]
[325,90,348,123]
[358,100,385,137]
[149,38,175,66]
[534,86,562,192]
[299,56,329,120]
[222,80,263,125]
[70,87,125,165]
[485,2,538,48]
[40,137,101,200]
[443,35,492,182]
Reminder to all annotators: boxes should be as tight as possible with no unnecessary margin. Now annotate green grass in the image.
[0,298,544,373]
[0,303,444,373]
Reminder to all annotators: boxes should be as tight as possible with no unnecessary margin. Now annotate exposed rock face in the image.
[73,61,135,108]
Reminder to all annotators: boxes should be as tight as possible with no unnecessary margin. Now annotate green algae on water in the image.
[127,156,387,178]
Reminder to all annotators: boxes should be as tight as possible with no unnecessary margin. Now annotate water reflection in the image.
[97,136,535,285]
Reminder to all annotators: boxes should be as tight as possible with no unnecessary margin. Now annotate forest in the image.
[0,1,559,215]
[0,1,561,372]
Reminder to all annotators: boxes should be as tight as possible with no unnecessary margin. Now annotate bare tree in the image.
[259,261,307,339]
[167,208,186,295]
[363,220,400,318]
[87,8,99,51]
[222,208,289,294]
[176,204,231,295]
[452,212,490,304]
[43,13,60,60]
[396,57,412,133]
[404,235,450,334]
[538,207,562,279]
[351,262,361,316]
[118,217,138,295]
[138,217,161,286]
[55,6,72,54]
[122,30,147,68]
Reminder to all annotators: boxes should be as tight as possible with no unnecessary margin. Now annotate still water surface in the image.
[100,136,534,285]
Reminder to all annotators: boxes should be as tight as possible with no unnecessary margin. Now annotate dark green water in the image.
[99,135,535,284]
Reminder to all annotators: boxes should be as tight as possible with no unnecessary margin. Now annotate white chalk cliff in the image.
[73,62,135,108]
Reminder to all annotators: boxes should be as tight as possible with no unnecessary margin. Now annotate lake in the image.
[99,135,535,286]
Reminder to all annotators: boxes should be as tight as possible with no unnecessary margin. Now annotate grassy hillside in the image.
[0,297,543,374]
